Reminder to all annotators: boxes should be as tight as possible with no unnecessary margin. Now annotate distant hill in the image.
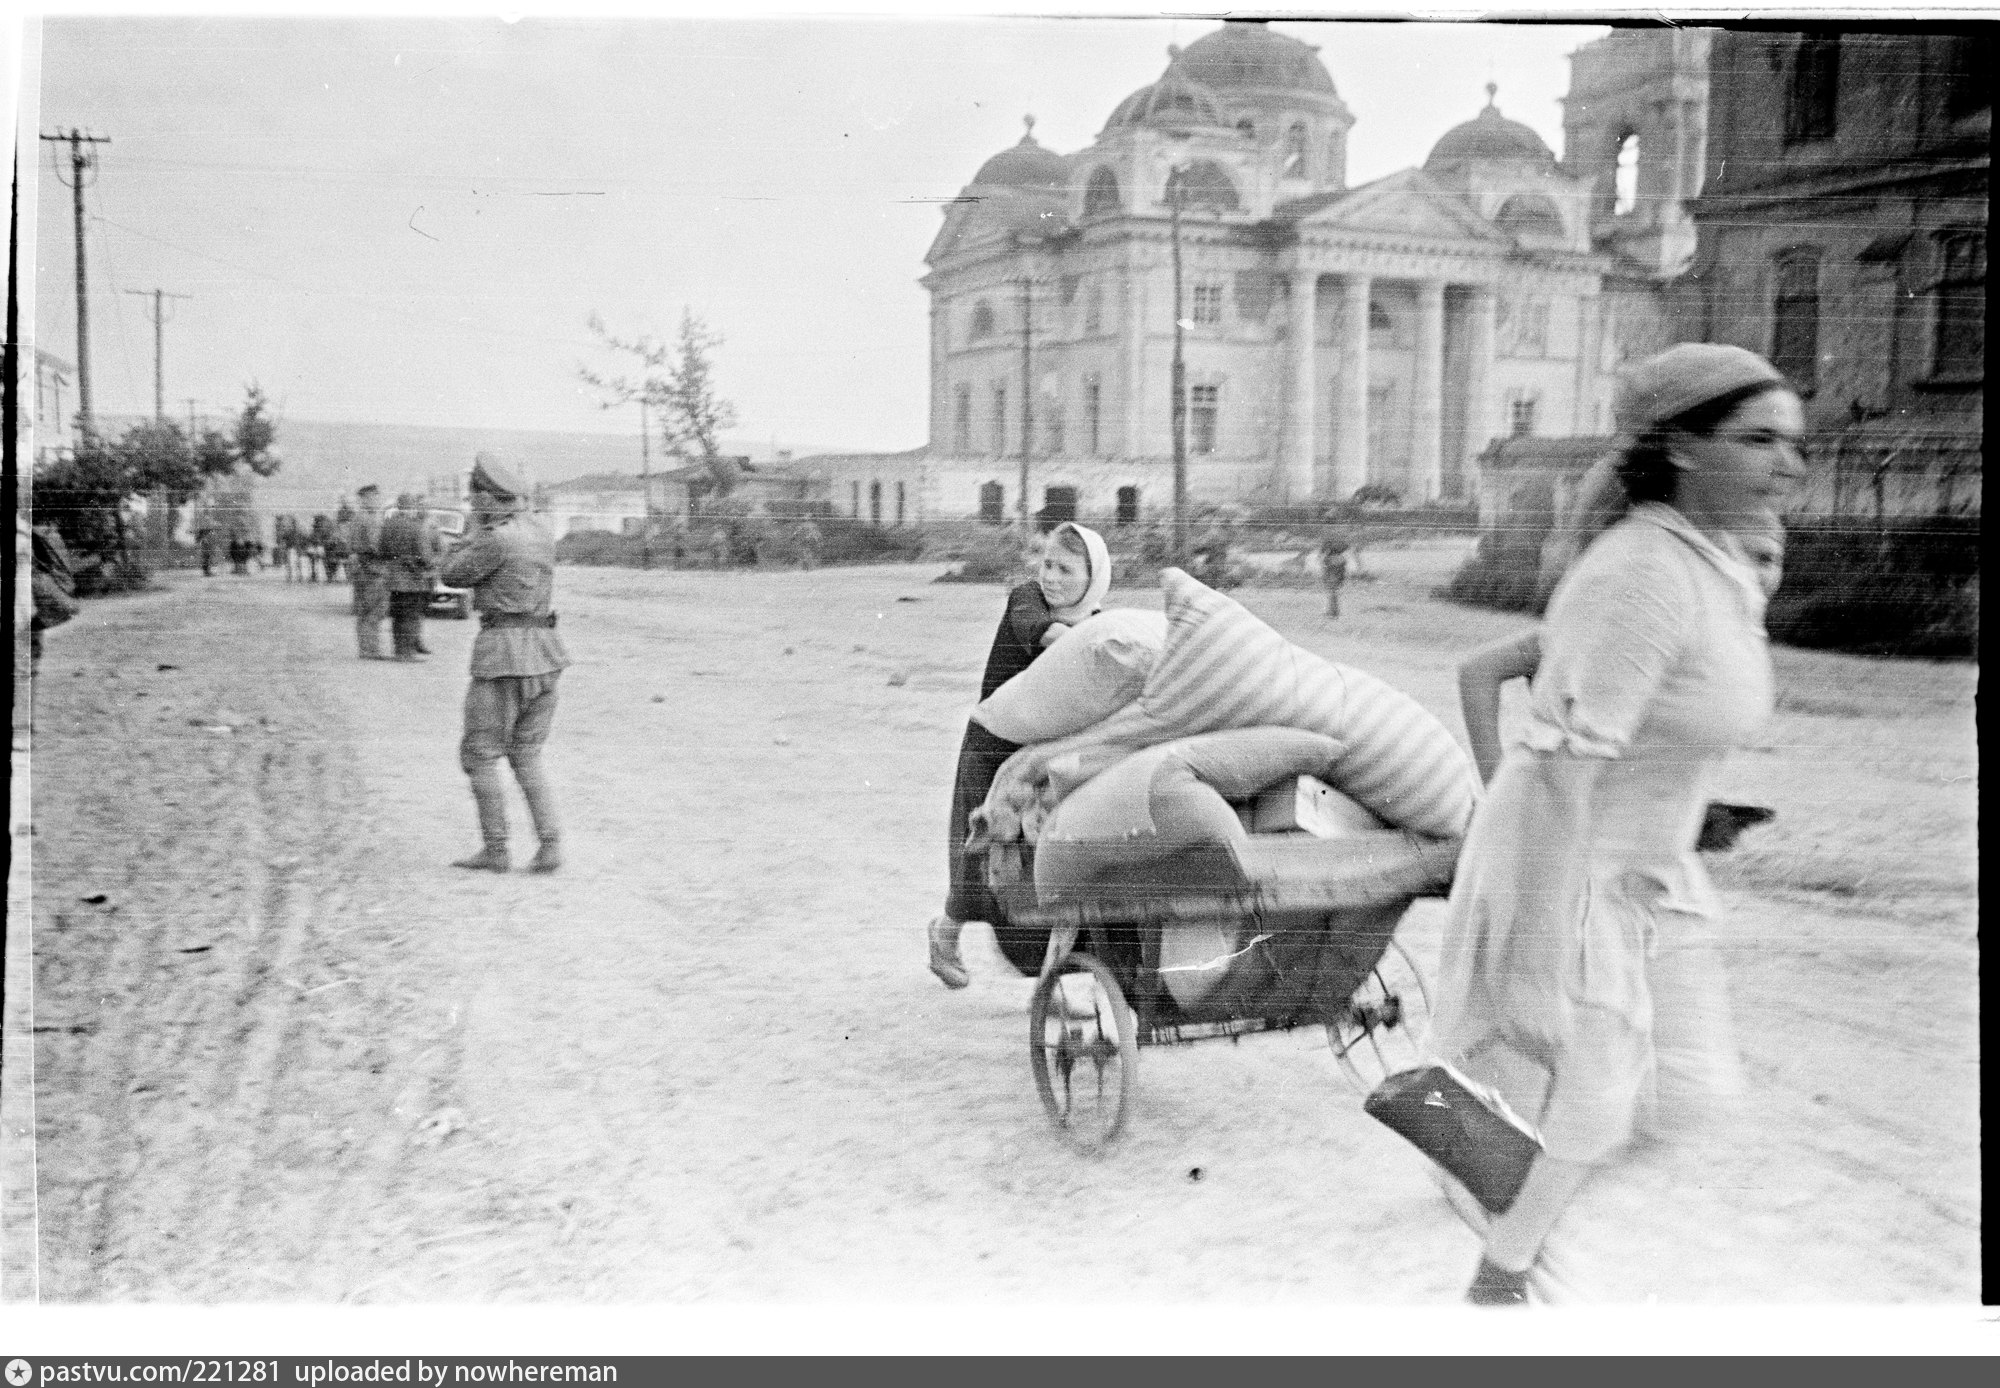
[100,415,853,520]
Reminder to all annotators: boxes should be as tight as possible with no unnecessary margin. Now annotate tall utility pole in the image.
[126,287,192,421]
[41,128,109,441]
[1168,169,1190,565]
[1017,274,1034,540]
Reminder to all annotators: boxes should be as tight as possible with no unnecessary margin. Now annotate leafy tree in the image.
[233,383,282,478]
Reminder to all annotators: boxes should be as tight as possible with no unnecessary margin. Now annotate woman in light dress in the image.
[1430,344,1808,1305]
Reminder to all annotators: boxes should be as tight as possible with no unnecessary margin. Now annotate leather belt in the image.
[481,612,558,629]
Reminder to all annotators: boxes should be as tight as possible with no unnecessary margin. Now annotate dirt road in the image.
[5,549,1981,1321]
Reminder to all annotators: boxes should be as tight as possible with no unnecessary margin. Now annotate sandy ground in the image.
[1,541,1983,1344]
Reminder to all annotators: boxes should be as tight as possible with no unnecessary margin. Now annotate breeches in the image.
[354,577,389,622]
[460,673,563,774]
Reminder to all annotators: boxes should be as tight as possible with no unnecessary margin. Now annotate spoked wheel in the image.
[1327,939,1432,1094]
[1028,952,1138,1152]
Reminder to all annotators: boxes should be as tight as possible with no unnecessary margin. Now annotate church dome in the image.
[1426,87,1557,169]
[1103,69,1232,132]
[1176,20,1338,97]
[972,119,1069,191]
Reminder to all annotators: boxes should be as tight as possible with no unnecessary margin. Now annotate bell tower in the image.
[1561,27,1712,278]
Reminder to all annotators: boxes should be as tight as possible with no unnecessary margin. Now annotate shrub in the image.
[934,526,1027,583]
[1766,516,1978,659]
[554,529,650,567]
[814,516,925,567]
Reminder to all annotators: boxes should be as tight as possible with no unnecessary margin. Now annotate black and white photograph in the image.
[2,1,1986,1353]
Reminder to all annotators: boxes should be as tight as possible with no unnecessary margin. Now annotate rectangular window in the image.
[1191,282,1225,326]
[1508,394,1537,437]
[1084,379,1102,454]
[1045,401,1064,456]
[1771,251,1821,392]
[1932,230,1985,379]
[1190,384,1220,454]
[991,385,1007,456]
[1084,285,1103,334]
[953,385,972,453]
[1784,36,1840,145]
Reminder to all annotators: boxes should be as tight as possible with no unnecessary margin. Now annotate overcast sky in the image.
[30,13,1611,454]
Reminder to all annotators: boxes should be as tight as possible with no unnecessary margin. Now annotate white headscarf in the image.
[1047,521,1111,624]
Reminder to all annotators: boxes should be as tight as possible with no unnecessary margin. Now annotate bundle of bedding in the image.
[969,566,1479,864]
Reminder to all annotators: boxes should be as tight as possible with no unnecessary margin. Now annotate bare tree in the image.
[577,309,739,495]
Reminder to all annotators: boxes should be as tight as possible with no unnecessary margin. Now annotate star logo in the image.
[6,1359,33,1387]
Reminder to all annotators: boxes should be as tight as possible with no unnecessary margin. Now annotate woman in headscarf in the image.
[927,521,1111,988]
[1430,344,1808,1304]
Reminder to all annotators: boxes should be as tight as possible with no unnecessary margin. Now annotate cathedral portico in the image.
[917,21,1678,523]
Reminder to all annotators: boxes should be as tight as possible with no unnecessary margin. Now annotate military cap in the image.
[357,483,381,497]
[469,453,527,501]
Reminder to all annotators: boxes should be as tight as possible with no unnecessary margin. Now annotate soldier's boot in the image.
[453,766,511,872]
[515,759,562,874]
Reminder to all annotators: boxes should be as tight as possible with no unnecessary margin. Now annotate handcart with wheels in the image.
[982,829,1460,1151]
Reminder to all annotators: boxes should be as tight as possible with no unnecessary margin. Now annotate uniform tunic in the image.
[1431,503,1773,1162]
[440,512,571,768]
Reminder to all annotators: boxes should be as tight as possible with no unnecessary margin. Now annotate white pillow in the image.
[973,607,1166,745]
[1051,570,1478,839]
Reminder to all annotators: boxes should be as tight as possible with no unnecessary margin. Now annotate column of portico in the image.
[1461,286,1498,499]
[1332,274,1371,500]
[1285,269,1318,502]
[1409,279,1446,504]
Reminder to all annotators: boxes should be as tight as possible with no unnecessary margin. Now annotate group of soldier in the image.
[344,484,446,662]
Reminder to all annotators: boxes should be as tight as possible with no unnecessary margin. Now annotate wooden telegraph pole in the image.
[41,128,110,441]
[126,288,193,421]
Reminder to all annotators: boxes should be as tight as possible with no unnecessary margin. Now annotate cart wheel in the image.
[1327,939,1432,1095]
[1028,952,1138,1152]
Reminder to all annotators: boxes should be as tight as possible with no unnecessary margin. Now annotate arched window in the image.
[894,481,906,527]
[1785,36,1840,145]
[952,384,972,453]
[869,479,883,527]
[978,480,1005,525]
[1613,133,1640,215]
[1083,167,1122,218]
[969,300,996,341]
[1165,160,1239,212]
[1116,486,1140,525]
[1282,124,1308,179]
[1040,485,1078,530]
[1495,194,1566,241]
[1771,249,1821,392]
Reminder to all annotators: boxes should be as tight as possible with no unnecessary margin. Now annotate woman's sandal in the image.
[1465,1256,1531,1306]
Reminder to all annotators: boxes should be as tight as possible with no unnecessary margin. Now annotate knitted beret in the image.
[1613,343,1787,434]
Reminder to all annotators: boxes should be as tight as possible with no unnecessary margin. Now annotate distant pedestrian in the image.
[440,455,570,874]
[1318,533,1352,617]
[348,486,389,659]
[380,493,441,661]
[196,524,218,577]
[324,506,351,584]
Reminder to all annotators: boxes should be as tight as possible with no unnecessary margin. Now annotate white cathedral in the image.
[807,21,1711,525]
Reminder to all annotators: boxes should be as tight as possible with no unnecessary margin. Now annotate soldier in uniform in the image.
[380,492,441,661]
[349,485,389,658]
[439,456,569,873]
